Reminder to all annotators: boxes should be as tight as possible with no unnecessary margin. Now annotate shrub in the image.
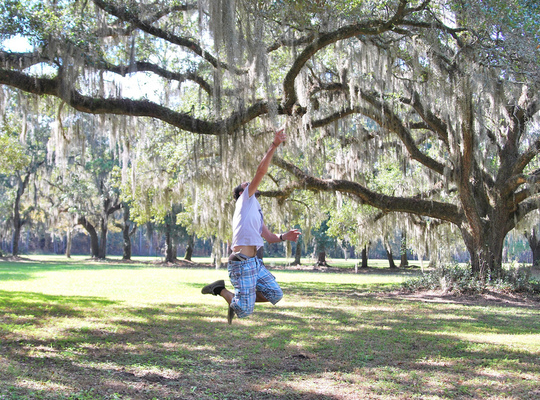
[401,263,540,295]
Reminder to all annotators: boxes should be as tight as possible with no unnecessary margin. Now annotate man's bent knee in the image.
[266,288,283,305]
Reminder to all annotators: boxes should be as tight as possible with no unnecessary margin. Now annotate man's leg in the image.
[255,260,283,305]
[202,280,265,311]
[219,288,268,324]
[218,288,233,304]
[201,282,238,324]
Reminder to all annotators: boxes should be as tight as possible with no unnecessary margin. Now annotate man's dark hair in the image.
[233,184,244,201]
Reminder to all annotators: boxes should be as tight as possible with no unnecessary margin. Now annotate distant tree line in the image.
[1,220,535,267]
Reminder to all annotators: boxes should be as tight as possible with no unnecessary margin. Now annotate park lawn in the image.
[0,257,538,400]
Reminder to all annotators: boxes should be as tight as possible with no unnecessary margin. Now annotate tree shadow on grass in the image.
[0,293,344,399]
[1,288,539,400]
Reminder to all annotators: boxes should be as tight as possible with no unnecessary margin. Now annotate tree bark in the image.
[12,206,22,257]
[294,240,302,265]
[317,251,327,266]
[11,172,31,257]
[361,245,369,269]
[98,215,108,259]
[164,228,175,263]
[400,232,409,268]
[66,229,72,258]
[78,217,99,258]
[121,205,134,260]
[460,217,507,279]
[164,215,178,263]
[122,227,132,261]
[525,228,540,267]
[386,247,397,269]
[184,234,194,261]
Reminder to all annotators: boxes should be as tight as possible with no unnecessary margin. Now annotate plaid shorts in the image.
[228,256,283,318]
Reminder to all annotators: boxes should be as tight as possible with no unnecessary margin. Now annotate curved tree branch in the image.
[282,1,430,113]
[0,68,270,135]
[272,156,462,225]
[302,79,448,176]
[401,90,450,147]
[0,50,213,95]
[511,126,540,176]
[359,89,447,175]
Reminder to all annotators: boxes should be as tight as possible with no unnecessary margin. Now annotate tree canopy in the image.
[1,0,539,275]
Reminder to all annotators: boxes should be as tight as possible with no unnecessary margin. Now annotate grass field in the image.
[1,256,539,399]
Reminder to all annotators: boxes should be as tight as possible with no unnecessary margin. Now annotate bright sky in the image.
[1,35,163,102]
[1,35,33,52]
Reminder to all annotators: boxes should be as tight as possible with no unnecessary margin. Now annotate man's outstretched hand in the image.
[273,127,286,147]
[282,229,302,242]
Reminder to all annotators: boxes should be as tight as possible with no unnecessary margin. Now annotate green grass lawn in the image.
[1,257,539,399]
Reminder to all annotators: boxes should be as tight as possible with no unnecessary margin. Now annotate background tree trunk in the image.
[184,234,194,261]
[317,251,327,266]
[66,229,72,258]
[12,208,22,257]
[386,247,397,269]
[11,173,31,257]
[78,217,99,258]
[400,232,408,268]
[525,228,540,267]
[98,216,108,259]
[294,240,302,265]
[121,205,132,260]
[361,246,369,269]
[164,226,176,263]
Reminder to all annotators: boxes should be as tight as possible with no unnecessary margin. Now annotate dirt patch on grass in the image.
[378,289,540,308]
[151,259,214,268]
[271,264,411,274]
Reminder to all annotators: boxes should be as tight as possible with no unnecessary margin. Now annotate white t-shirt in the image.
[231,183,264,249]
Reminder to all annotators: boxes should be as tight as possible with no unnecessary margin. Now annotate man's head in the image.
[233,182,246,201]
[233,182,260,201]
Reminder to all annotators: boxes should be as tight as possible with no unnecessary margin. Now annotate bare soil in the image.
[377,288,540,308]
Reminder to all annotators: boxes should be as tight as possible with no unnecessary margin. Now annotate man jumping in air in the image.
[201,128,301,323]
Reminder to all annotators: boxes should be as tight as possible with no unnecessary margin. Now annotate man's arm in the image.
[261,224,301,244]
[248,128,286,198]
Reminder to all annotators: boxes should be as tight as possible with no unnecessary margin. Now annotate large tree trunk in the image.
[460,215,507,279]
[95,193,121,260]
